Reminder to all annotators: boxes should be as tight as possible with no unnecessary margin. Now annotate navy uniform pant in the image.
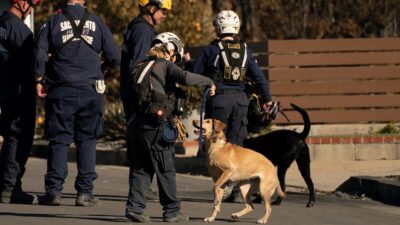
[206,90,248,146]
[44,86,103,196]
[126,114,180,218]
[0,95,36,192]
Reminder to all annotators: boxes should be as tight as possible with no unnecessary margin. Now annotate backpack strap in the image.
[135,60,166,93]
[56,9,95,52]
[241,42,248,68]
[136,60,155,84]
[218,41,230,67]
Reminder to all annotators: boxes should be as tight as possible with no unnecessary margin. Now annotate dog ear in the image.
[214,119,226,133]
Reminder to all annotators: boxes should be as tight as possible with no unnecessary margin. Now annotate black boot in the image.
[38,193,61,206]
[1,189,38,204]
[163,212,189,222]
[75,193,99,206]
[126,211,151,223]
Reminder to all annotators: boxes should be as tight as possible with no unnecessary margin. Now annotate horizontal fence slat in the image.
[275,108,400,124]
[270,80,400,95]
[269,52,400,67]
[278,95,400,109]
[267,66,400,81]
[269,38,400,52]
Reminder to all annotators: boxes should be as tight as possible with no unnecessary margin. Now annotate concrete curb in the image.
[31,140,129,166]
[31,141,210,175]
[336,176,400,206]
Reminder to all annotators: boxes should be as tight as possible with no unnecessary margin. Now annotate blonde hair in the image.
[148,43,175,61]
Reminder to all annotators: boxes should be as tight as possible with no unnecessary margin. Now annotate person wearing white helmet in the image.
[152,32,184,63]
[191,10,274,203]
[123,37,216,222]
[214,10,241,35]
[120,1,190,222]
[120,0,173,211]
[120,0,172,111]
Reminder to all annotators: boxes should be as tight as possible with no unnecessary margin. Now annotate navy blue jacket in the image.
[120,16,157,101]
[0,11,34,99]
[192,40,272,102]
[33,5,120,86]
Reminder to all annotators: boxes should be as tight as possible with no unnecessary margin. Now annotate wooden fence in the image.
[187,38,400,124]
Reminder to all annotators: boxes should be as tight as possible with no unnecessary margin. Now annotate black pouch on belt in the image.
[147,92,170,124]
[161,119,178,143]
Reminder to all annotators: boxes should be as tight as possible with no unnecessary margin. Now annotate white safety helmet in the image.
[152,32,184,62]
[214,10,240,35]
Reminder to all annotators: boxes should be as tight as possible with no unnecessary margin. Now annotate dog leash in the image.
[199,87,214,152]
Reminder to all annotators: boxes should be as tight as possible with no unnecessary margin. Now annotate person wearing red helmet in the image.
[9,0,41,20]
[0,0,41,204]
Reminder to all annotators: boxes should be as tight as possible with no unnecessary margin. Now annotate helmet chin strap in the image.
[147,5,161,26]
[150,9,158,26]
[14,2,31,20]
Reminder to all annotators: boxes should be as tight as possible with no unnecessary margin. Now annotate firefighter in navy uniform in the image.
[124,40,216,222]
[192,10,273,202]
[0,0,41,205]
[33,0,120,206]
[120,0,171,116]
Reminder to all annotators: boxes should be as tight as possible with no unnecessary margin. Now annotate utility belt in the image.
[129,85,186,122]
[128,105,179,144]
[42,78,106,94]
[216,88,244,95]
[127,91,187,144]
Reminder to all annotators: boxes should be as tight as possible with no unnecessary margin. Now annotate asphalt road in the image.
[0,158,399,225]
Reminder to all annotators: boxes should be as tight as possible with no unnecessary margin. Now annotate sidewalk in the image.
[285,159,400,192]
[173,155,400,192]
[30,140,400,204]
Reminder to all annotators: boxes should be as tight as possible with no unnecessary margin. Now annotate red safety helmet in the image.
[10,0,42,7]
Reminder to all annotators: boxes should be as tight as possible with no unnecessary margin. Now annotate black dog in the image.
[243,103,315,207]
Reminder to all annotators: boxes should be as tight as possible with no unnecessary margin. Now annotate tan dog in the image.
[193,119,285,224]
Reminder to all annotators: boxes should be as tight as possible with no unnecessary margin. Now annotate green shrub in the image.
[101,101,126,141]
[376,124,399,135]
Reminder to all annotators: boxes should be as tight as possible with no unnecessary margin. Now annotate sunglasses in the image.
[159,8,168,15]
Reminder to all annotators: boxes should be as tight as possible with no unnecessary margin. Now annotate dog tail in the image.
[290,103,310,140]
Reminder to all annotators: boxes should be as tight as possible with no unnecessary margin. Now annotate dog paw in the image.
[204,217,215,222]
[257,218,268,224]
[231,213,241,219]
